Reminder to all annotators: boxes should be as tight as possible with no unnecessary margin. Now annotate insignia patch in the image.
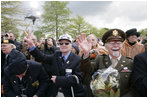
[32,81,39,87]
[4,40,9,43]
[121,67,132,72]
[124,67,128,70]
[112,30,118,36]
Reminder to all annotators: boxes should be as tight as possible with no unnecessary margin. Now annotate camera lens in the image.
[5,34,8,37]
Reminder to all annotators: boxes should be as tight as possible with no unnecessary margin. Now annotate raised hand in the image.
[24,30,35,48]
[77,33,91,57]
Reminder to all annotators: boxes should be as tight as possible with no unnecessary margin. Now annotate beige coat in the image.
[122,40,145,59]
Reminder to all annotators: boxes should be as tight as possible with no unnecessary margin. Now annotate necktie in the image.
[111,58,117,68]
[5,55,9,65]
[62,56,65,64]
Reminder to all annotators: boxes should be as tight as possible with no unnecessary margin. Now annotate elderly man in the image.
[24,31,87,97]
[3,54,49,97]
[79,34,108,58]
[121,28,145,59]
[1,39,25,96]
[1,39,23,80]
[79,34,108,96]
[78,29,137,97]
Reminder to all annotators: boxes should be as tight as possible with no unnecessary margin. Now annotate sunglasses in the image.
[108,41,122,45]
[59,42,70,45]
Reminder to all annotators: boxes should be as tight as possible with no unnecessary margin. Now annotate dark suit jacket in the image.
[3,60,49,97]
[80,54,137,97]
[30,48,87,97]
[2,49,25,83]
[41,46,60,96]
[134,51,147,97]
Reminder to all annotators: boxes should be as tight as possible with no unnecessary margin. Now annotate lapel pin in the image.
[67,61,69,64]
[29,76,32,80]
[125,75,128,78]
[122,61,126,63]
[14,81,16,84]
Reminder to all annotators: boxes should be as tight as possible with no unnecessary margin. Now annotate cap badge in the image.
[4,40,9,43]
[112,30,118,36]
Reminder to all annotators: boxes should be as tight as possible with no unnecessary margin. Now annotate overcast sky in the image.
[22,1,147,32]
[67,1,147,31]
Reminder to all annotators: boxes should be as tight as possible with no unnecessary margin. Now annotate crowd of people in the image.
[1,28,147,97]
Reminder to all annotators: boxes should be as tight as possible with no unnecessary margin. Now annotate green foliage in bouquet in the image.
[90,67,120,97]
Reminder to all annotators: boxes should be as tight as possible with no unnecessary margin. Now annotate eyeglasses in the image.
[59,42,70,45]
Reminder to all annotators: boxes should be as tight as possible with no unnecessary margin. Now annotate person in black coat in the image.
[134,51,147,97]
[24,31,87,97]
[43,37,59,54]
[1,39,24,80]
[1,39,25,96]
[3,56,49,97]
[41,37,60,96]
[1,49,25,83]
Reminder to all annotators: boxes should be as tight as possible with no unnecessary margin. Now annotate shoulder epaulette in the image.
[126,56,133,60]
[101,54,107,56]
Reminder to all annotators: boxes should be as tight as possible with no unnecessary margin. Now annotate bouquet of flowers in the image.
[90,66,120,97]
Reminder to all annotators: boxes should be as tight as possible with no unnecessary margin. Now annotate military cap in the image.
[4,55,27,76]
[58,34,72,42]
[126,28,140,38]
[1,39,14,44]
[102,29,126,43]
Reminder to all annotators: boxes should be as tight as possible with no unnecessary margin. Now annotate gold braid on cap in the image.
[112,30,118,36]
[3,40,9,43]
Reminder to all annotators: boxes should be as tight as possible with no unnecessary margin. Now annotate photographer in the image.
[1,32,10,40]
[9,32,22,51]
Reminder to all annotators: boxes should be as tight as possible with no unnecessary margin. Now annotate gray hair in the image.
[87,34,98,41]
[10,44,16,49]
